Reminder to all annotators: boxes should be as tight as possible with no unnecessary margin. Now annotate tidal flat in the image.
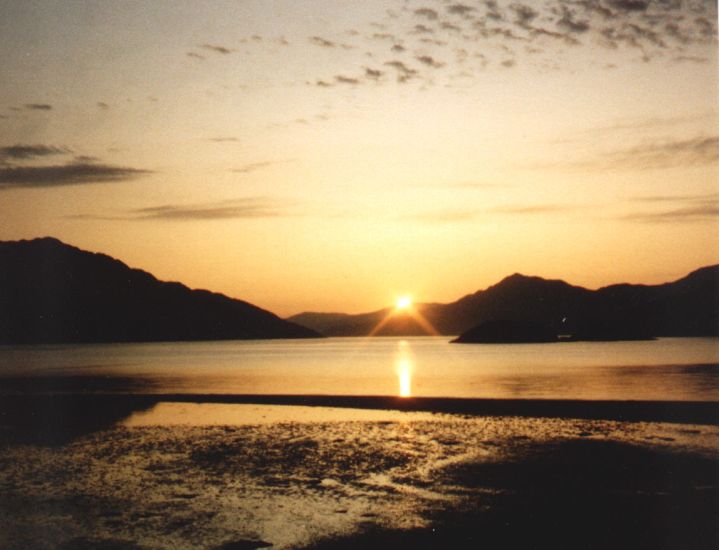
[0,402,717,550]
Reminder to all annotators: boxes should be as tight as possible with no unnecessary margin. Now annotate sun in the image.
[395,295,412,311]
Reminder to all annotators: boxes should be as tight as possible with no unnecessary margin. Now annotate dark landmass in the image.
[302,439,718,550]
[0,237,320,344]
[451,319,558,343]
[290,266,719,338]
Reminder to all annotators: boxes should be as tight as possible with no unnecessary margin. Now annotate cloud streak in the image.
[233,160,289,174]
[72,198,289,222]
[24,103,52,111]
[0,161,152,189]
[0,144,69,162]
[200,44,232,55]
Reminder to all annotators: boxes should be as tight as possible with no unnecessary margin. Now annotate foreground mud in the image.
[0,404,717,549]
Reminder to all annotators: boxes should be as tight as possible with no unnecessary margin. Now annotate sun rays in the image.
[368,296,439,337]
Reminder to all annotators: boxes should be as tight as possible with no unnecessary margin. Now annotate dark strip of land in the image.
[1,393,717,434]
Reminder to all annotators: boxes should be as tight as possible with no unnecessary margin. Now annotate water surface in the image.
[1,336,717,401]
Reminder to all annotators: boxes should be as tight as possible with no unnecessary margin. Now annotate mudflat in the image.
[0,397,717,549]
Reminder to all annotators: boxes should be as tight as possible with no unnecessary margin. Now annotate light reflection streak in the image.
[395,340,413,397]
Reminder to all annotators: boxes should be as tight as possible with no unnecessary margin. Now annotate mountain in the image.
[0,237,320,344]
[289,266,719,338]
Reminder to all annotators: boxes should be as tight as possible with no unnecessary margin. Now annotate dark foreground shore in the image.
[0,394,717,549]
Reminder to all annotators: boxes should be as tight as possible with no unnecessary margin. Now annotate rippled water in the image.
[1,336,717,401]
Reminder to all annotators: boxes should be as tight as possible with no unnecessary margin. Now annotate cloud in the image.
[97,102,110,110]
[0,144,69,162]
[335,75,360,84]
[200,44,232,55]
[447,4,475,18]
[0,161,152,189]
[414,8,439,20]
[490,204,570,214]
[512,4,539,28]
[310,36,336,48]
[24,103,52,111]
[607,0,649,12]
[208,137,239,143]
[364,67,384,80]
[585,113,716,135]
[557,9,590,33]
[186,52,204,60]
[607,136,719,168]
[384,60,418,82]
[623,197,719,223]
[546,135,719,171]
[416,55,444,68]
[673,55,709,64]
[630,193,719,204]
[131,197,285,220]
[413,24,434,34]
[233,160,290,174]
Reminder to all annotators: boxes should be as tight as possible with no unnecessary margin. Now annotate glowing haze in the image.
[0,0,717,316]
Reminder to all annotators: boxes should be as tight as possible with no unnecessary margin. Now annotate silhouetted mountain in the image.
[0,237,320,344]
[289,266,719,339]
[452,319,558,344]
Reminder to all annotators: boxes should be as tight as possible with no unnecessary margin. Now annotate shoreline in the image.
[1,393,717,428]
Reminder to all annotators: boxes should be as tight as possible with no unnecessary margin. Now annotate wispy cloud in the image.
[200,44,232,55]
[543,135,719,171]
[335,75,360,84]
[0,144,69,162]
[71,197,289,222]
[414,8,439,20]
[605,136,719,169]
[208,136,239,143]
[0,161,152,189]
[132,197,285,220]
[24,103,52,111]
[490,204,572,215]
[233,160,292,174]
[623,193,719,223]
[310,36,336,48]
[416,55,444,68]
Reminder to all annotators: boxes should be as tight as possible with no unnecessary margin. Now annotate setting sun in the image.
[395,296,412,311]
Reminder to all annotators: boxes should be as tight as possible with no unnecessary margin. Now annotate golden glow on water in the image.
[396,340,413,397]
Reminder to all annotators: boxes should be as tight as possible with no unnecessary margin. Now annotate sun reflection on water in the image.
[395,340,413,397]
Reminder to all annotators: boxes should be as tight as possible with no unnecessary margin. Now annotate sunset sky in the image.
[0,0,717,316]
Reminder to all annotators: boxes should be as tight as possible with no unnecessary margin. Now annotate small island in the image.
[451,319,558,344]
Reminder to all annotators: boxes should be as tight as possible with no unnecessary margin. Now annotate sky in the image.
[0,0,717,316]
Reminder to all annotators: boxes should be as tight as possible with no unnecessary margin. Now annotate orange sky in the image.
[0,0,717,315]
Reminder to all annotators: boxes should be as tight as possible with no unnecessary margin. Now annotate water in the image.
[0,336,717,401]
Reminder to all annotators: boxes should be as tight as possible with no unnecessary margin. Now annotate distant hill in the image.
[289,266,719,338]
[0,237,320,344]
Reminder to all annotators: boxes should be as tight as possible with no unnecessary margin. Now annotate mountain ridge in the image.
[0,237,320,344]
[289,265,719,338]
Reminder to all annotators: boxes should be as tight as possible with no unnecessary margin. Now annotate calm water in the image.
[0,336,717,401]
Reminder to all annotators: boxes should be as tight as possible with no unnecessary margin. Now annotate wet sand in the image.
[0,396,717,549]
